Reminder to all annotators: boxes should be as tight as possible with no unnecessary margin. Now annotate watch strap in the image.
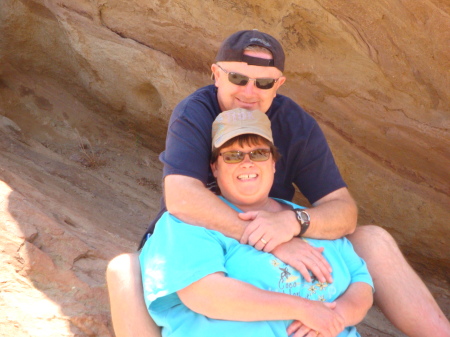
[291,208,310,236]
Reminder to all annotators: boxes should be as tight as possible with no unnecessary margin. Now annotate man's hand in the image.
[239,209,299,252]
[272,238,333,284]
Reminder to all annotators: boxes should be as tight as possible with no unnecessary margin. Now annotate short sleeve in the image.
[267,96,346,204]
[139,213,227,312]
[294,122,346,203]
[337,238,374,291]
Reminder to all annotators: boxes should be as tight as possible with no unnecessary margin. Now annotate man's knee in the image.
[107,253,130,276]
[348,225,401,257]
[106,252,140,285]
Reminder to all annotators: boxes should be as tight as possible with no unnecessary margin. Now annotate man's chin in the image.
[235,102,259,111]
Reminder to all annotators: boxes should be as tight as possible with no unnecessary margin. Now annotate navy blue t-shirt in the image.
[140,85,345,246]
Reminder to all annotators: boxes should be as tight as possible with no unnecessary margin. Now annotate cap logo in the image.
[212,108,273,149]
[214,110,257,146]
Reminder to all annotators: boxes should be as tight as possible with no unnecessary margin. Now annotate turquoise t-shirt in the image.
[140,197,373,337]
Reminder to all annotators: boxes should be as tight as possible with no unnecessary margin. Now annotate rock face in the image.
[0,0,448,336]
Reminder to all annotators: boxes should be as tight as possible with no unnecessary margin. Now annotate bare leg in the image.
[348,225,450,337]
[106,252,162,337]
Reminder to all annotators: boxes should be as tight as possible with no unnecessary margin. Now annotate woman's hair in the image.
[211,134,280,163]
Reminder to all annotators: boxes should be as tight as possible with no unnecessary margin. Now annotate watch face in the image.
[300,211,310,222]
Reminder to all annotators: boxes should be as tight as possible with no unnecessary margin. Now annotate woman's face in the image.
[211,140,276,210]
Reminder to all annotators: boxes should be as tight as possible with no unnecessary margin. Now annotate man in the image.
[107,30,450,337]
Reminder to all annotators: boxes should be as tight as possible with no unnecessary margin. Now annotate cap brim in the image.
[213,127,273,148]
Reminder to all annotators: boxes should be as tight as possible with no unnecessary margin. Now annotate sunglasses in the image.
[216,64,280,90]
[219,149,271,164]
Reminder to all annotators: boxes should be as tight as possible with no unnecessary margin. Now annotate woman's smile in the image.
[237,173,258,181]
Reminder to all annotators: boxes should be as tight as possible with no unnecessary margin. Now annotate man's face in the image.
[211,51,286,113]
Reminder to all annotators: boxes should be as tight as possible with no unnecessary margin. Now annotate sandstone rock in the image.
[0,0,448,336]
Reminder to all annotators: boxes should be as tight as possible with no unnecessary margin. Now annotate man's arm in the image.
[307,187,357,239]
[165,174,335,283]
[164,175,247,240]
[240,187,357,251]
[177,272,345,337]
[165,177,358,245]
[166,175,319,252]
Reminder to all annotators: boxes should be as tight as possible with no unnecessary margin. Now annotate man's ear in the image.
[275,76,286,89]
[211,64,221,86]
[272,76,286,98]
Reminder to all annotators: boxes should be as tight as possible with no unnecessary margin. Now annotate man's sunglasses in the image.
[216,64,280,90]
[219,149,271,164]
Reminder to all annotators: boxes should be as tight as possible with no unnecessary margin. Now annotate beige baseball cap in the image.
[212,108,273,149]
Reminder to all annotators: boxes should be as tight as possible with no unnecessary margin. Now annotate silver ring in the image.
[260,238,267,245]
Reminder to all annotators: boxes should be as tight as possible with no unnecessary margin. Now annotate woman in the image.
[140,109,373,337]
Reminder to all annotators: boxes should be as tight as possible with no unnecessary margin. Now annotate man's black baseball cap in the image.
[215,30,285,72]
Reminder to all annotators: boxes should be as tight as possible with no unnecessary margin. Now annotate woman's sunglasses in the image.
[216,64,280,90]
[219,149,271,164]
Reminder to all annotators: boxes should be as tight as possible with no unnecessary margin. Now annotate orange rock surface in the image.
[1,0,448,336]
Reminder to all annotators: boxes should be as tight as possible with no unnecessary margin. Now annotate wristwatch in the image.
[292,209,310,236]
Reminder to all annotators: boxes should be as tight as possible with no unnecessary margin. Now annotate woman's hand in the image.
[288,302,344,337]
[238,210,333,283]
[272,238,333,284]
[287,320,316,337]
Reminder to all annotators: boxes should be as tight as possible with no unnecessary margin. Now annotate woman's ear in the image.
[211,162,219,178]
